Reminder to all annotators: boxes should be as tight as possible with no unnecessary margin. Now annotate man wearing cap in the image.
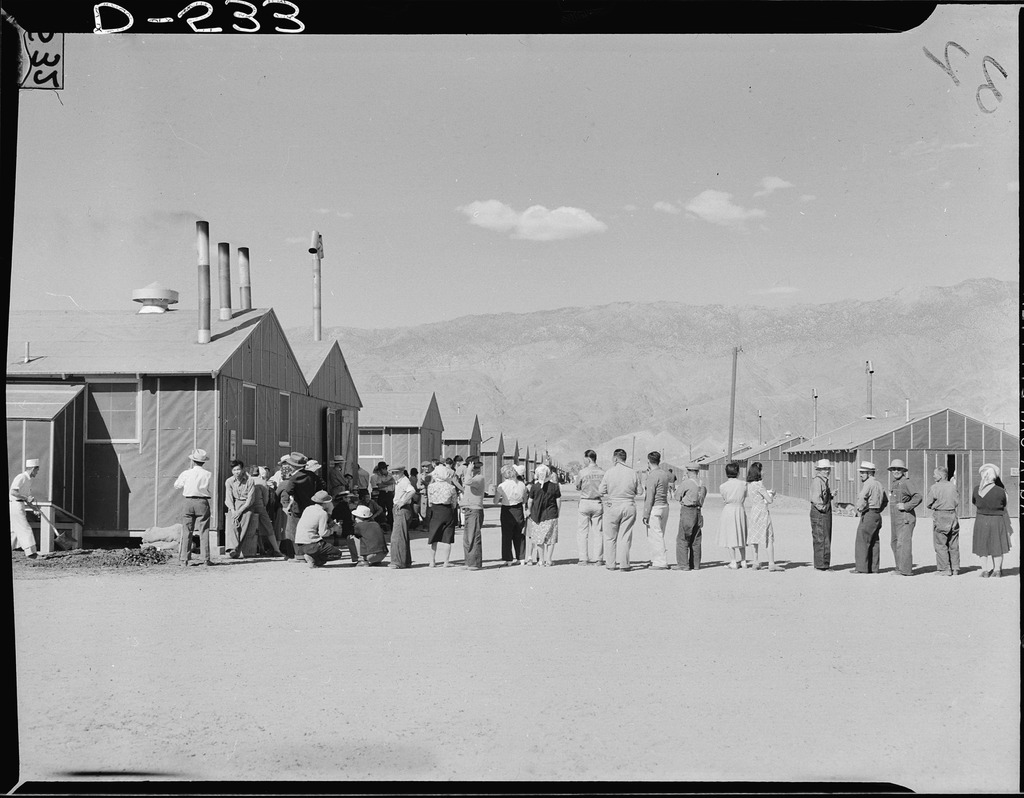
[574,449,605,565]
[9,458,41,559]
[854,462,888,574]
[279,452,317,561]
[887,459,922,577]
[809,459,835,571]
[675,463,707,570]
[173,449,214,566]
[460,457,487,570]
[389,465,416,569]
[599,448,643,572]
[325,455,347,497]
[305,460,327,494]
[295,490,347,567]
[926,466,960,576]
[642,451,672,570]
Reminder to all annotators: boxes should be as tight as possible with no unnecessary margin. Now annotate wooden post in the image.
[727,346,740,459]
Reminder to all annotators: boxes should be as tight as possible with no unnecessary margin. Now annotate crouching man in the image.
[352,505,389,566]
[295,490,348,568]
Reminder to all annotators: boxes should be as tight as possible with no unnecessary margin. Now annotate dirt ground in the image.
[10,489,1020,790]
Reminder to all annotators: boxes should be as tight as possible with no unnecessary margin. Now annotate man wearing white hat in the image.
[10,458,41,559]
[173,449,214,566]
[295,490,346,568]
[854,461,888,573]
[389,464,416,569]
[887,459,922,576]
[809,459,835,571]
[675,462,707,571]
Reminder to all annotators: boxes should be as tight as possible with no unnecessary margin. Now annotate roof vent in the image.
[132,282,179,313]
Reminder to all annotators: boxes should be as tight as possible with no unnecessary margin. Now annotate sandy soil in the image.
[11,489,1020,790]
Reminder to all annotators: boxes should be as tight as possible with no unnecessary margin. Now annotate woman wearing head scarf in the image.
[527,464,561,566]
[746,461,781,571]
[426,464,459,567]
[971,463,1013,577]
[718,461,749,569]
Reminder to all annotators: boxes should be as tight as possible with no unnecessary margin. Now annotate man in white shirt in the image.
[173,448,214,567]
[599,448,643,571]
[10,458,41,559]
[574,449,605,566]
[295,490,346,568]
[641,451,671,570]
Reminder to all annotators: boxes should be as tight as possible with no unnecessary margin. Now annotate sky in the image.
[8,5,1019,331]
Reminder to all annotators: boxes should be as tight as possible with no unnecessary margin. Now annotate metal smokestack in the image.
[196,221,211,344]
[905,397,910,422]
[218,242,232,321]
[865,360,874,418]
[309,230,324,342]
[238,247,252,310]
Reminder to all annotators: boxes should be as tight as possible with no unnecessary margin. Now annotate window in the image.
[86,382,139,442]
[792,459,798,477]
[801,460,807,478]
[359,428,383,458]
[278,392,290,446]
[242,384,257,445]
[848,458,854,481]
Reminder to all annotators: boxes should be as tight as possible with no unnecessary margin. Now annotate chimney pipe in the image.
[309,230,323,342]
[865,360,874,418]
[218,242,232,321]
[23,341,30,364]
[905,398,910,422]
[196,221,211,344]
[238,247,252,310]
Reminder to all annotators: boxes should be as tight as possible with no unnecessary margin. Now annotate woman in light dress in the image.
[718,461,748,569]
[746,461,781,571]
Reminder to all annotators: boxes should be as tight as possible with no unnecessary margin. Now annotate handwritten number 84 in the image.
[923,41,1008,114]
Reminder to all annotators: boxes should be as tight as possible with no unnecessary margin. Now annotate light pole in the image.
[758,410,762,445]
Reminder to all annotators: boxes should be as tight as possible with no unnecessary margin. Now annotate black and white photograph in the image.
[3,1,1019,791]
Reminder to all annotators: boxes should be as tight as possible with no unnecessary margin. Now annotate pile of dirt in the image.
[14,546,175,571]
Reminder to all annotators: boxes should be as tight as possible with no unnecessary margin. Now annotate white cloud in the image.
[457,200,607,241]
[900,139,980,158]
[799,194,816,202]
[653,201,681,214]
[1009,181,1019,193]
[753,176,794,197]
[685,190,766,229]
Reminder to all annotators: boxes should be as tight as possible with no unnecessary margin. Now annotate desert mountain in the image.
[288,278,1019,466]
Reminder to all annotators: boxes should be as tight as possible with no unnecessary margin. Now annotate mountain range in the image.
[287,278,1019,467]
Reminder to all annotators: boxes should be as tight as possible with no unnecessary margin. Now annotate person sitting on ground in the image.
[352,505,389,566]
[328,489,359,564]
[295,490,347,568]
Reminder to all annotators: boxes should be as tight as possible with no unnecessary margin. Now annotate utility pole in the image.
[726,346,742,460]
[630,435,635,468]
[865,360,874,418]
[812,387,818,437]
[757,410,762,445]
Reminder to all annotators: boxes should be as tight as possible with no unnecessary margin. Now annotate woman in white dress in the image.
[718,461,748,569]
[746,461,781,571]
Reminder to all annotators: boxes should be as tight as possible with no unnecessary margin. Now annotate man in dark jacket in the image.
[279,451,317,561]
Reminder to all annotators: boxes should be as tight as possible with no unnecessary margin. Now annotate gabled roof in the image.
[289,340,335,382]
[440,411,480,441]
[6,308,276,376]
[359,391,438,428]
[785,411,935,453]
[479,429,504,454]
[705,434,806,464]
[5,383,84,420]
[289,339,363,408]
